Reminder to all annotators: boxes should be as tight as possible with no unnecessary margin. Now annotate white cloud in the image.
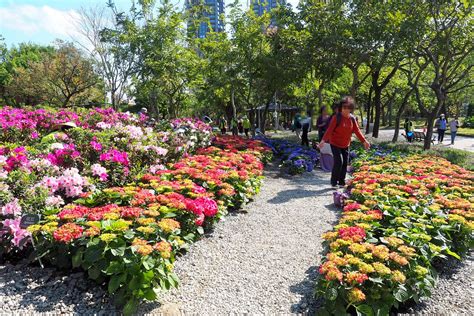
[0,4,82,41]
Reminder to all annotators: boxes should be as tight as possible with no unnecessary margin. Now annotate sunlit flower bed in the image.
[316,152,474,315]
[28,140,268,314]
[254,137,319,174]
[0,106,212,257]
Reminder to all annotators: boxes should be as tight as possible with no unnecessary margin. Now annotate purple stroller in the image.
[320,153,334,172]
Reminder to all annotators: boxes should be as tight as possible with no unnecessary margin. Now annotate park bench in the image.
[402,131,435,144]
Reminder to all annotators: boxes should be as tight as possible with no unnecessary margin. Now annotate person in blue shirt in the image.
[436,114,447,143]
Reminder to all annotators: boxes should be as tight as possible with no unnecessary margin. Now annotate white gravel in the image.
[139,164,337,314]
[0,164,472,315]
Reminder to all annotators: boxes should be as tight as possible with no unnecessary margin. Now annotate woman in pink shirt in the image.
[319,96,370,188]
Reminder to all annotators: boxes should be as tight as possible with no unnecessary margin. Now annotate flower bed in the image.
[316,152,473,315]
[28,139,268,314]
[255,137,318,174]
[0,107,211,258]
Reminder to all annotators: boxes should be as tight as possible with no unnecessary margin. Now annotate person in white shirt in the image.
[449,117,460,145]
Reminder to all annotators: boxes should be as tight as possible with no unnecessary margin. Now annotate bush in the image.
[316,151,473,315]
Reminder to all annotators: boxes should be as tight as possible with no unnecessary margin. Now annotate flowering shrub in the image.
[27,135,268,315]
[255,137,318,174]
[316,152,474,315]
[0,107,212,257]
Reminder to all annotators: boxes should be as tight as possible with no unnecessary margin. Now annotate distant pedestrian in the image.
[319,96,370,188]
[231,117,238,136]
[238,118,244,134]
[450,116,460,145]
[436,114,447,143]
[293,114,302,139]
[404,118,414,142]
[219,116,227,134]
[242,116,251,138]
[300,111,312,147]
[317,106,330,142]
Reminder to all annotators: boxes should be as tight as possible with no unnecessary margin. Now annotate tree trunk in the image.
[423,113,436,150]
[392,88,413,142]
[365,87,373,134]
[372,86,382,138]
[261,101,271,134]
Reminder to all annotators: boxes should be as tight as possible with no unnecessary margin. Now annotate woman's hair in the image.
[320,106,327,115]
[338,96,356,111]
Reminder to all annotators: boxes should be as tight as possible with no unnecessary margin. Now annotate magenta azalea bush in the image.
[0,106,212,257]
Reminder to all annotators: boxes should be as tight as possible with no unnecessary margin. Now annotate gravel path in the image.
[0,164,473,315]
[139,164,337,315]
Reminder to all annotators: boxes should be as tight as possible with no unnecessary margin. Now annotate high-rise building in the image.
[186,0,225,38]
[251,0,286,17]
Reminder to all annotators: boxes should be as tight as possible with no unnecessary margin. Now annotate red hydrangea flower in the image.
[53,223,83,243]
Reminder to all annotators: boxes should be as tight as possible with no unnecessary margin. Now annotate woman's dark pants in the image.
[330,145,349,186]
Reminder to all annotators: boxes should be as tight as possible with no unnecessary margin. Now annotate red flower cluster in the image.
[53,223,83,243]
[338,226,366,242]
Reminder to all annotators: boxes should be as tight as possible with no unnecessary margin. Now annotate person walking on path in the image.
[293,114,302,139]
[436,114,447,143]
[317,106,330,142]
[404,118,414,142]
[450,116,460,145]
[231,117,238,136]
[242,116,251,138]
[219,116,227,135]
[318,96,370,188]
[300,112,312,147]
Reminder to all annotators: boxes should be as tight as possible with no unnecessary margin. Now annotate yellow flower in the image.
[103,213,120,220]
[137,226,156,234]
[386,236,404,247]
[110,219,131,231]
[26,224,42,234]
[391,270,406,283]
[42,222,58,234]
[355,223,371,230]
[348,288,366,303]
[158,219,181,233]
[372,245,390,260]
[99,233,117,243]
[349,243,367,254]
[358,262,375,274]
[398,245,417,257]
[45,215,59,221]
[136,245,153,256]
[372,262,391,275]
[389,252,409,266]
[85,221,101,228]
[414,265,429,277]
[136,218,156,226]
[321,231,338,241]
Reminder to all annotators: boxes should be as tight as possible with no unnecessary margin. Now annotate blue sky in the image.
[0,0,299,48]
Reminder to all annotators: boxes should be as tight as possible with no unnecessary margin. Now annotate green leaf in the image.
[111,246,126,257]
[84,245,102,263]
[88,265,101,280]
[108,273,127,294]
[142,256,155,270]
[72,249,83,268]
[356,304,374,316]
[123,298,138,316]
[143,288,157,300]
[142,270,154,283]
[394,287,410,302]
[327,287,338,301]
[129,276,141,290]
[106,261,124,275]
[444,248,461,260]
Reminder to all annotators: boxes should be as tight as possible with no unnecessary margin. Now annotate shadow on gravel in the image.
[289,266,322,314]
[0,264,116,315]
[267,187,334,204]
